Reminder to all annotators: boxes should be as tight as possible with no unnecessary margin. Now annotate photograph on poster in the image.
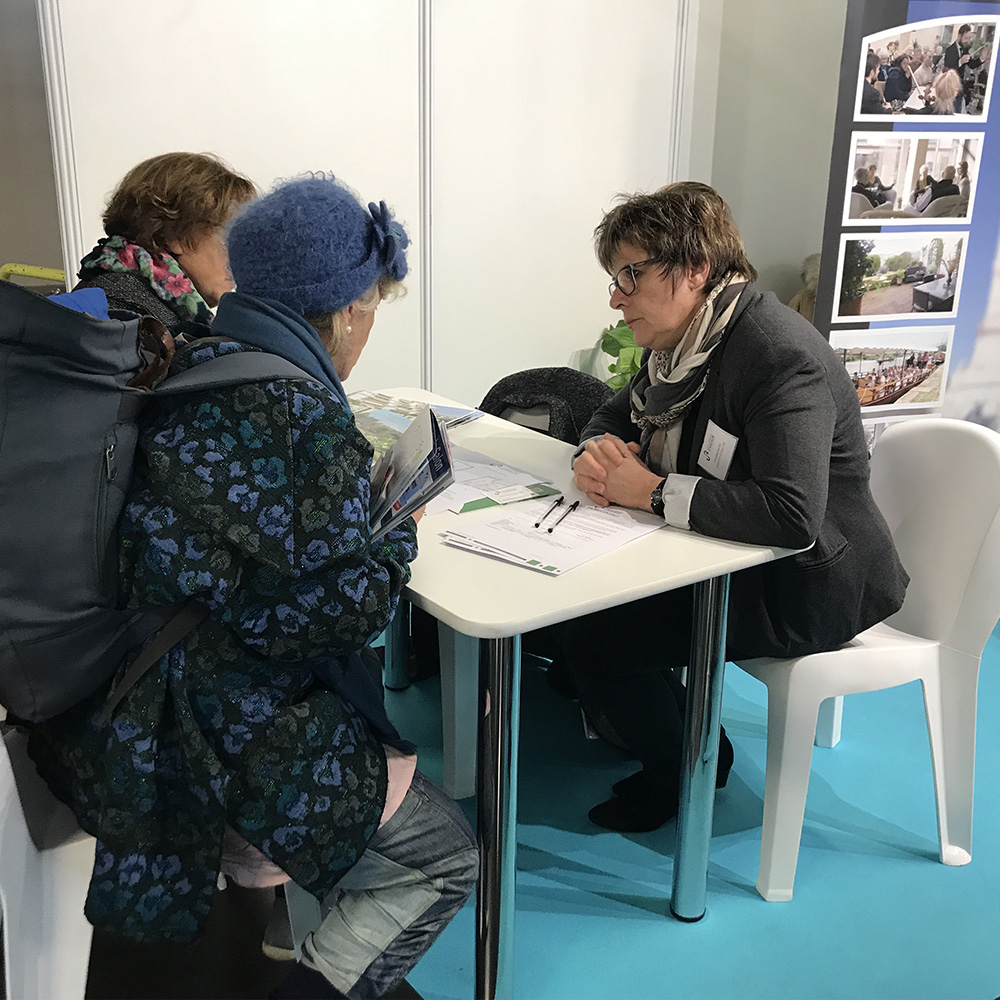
[855,16,996,120]
[834,231,968,322]
[830,326,953,414]
[844,132,982,223]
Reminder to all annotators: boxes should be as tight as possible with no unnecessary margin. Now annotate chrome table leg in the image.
[476,635,521,1000]
[671,574,730,921]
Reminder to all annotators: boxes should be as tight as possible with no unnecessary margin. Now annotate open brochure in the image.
[370,405,454,539]
[349,389,481,462]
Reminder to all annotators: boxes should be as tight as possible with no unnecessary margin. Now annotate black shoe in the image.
[588,789,679,832]
[611,731,734,799]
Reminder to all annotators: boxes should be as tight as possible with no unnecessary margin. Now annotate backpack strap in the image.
[97,600,210,726]
[97,351,317,725]
[153,350,317,395]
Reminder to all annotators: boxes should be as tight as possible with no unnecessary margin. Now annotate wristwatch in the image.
[650,477,668,518]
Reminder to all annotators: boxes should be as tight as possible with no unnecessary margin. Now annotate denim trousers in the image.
[301,769,478,999]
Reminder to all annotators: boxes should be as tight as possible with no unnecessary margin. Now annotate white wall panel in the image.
[38,0,422,391]
[0,0,61,272]
[430,0,684,405]
[711,0,848,304]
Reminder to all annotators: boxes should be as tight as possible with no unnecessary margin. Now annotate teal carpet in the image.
[387,632,1000,1000]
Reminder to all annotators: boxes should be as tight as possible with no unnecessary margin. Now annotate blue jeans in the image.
[302,770,478,999]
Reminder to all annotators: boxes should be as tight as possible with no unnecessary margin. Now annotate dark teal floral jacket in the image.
[28,337,418,942]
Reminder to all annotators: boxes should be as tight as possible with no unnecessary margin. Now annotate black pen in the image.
[547,500,579,533]
[534,495,564,528]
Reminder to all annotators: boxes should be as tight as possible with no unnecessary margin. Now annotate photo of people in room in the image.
[835,232,968,322]
[844,132,982,223]
[856,17,995,119]
[830,327,953,414]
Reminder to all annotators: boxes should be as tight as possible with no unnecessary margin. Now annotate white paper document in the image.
[440,496,664,575]
[429,446,559,514]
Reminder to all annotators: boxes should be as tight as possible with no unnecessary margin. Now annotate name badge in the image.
[697,419,738,480]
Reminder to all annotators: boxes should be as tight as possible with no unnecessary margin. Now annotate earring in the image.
[346,325,352,334]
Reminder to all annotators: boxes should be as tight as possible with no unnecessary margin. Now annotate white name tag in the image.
[697,419,738,480]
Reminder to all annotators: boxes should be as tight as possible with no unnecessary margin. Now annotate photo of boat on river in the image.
[829,326,953,415]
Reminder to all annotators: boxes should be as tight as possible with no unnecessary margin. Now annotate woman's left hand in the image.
[573,433,662,510]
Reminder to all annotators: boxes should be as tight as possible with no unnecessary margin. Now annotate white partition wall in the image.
[35,0,422,390]
[428,0,686,403]
[36,0,696,403]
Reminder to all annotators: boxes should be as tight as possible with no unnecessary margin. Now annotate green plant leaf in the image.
[618,345,642,369]
[599,318,642,388]
[601,319,635,354]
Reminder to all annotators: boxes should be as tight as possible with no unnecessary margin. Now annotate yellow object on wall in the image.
[0,263,65,284]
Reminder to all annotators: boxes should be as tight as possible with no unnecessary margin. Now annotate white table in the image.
[380,389,796,1000]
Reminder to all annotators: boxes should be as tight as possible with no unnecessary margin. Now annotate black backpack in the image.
[0,280,313,722]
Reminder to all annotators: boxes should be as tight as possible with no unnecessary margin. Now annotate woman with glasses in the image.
[565,182,908,833]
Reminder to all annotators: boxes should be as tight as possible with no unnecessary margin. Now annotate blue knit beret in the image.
[226,174,409,316]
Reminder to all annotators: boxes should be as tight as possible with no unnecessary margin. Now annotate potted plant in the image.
[601,319,643,390]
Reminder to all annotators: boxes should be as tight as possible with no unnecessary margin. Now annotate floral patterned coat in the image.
[28,337,418,942]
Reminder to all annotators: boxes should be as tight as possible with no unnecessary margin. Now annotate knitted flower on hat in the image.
[368,200,410,282]
[227,174,409,316]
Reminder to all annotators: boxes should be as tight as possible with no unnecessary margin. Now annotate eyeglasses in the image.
[608,258,658,297]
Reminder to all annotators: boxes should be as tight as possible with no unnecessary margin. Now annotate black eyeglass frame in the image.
[608,258,659,297]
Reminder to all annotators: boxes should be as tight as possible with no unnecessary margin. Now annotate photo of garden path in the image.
[860,282,915,314]
[837,232,966,319]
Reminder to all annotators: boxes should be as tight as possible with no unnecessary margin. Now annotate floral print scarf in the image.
[78,235,214,324]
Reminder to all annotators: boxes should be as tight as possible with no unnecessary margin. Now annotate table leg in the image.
[671,573,730,921]
[383,600,410,691]
[476,635,521,1000]
[439,623,479,799]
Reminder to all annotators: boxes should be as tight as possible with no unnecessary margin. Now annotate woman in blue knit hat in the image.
[29,175,477,1000]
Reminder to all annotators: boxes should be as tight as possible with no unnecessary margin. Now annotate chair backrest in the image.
[921,193,968,218]
[479,367,613,445]
[870,417,1000,654]
[849,192,874,218]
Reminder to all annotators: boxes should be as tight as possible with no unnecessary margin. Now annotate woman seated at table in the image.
[566,182,908,833]
[29,174,478,1000]
[76,152,256,324]
[883,54,915,103]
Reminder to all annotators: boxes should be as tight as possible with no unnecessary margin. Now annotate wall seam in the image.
[418,0,433,391]
[668,0,693,182]
[35,0,83,285]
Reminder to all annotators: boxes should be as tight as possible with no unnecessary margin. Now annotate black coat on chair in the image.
[479,366,613,445]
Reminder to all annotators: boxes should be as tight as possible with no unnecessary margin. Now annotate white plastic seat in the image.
[0,724,95,999]
[734,417,1000,901]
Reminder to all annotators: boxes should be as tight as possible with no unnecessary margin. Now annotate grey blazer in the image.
[581,286,908,658]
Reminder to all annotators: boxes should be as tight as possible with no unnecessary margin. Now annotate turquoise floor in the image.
[386,632,1000,1000]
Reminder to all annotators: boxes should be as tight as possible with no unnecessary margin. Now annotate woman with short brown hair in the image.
[77,151,256,323]
[564,181,908,832]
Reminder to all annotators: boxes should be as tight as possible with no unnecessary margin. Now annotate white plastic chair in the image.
[0,724,95,999]
[734,418,1000,901]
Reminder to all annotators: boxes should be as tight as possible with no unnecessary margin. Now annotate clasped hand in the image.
[572,434,661,511]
